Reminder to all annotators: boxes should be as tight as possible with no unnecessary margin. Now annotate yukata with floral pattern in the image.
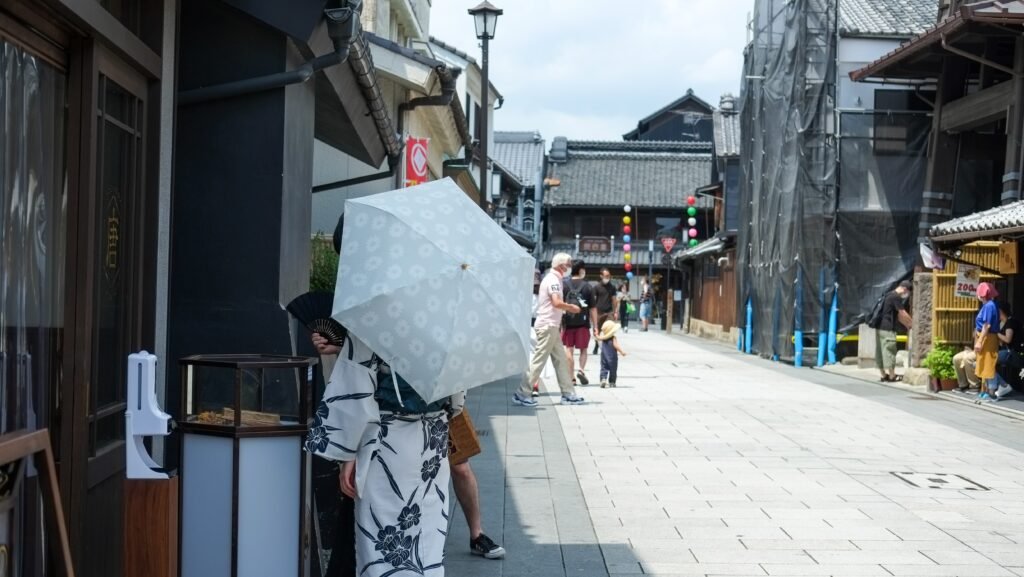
[306,333,458,577]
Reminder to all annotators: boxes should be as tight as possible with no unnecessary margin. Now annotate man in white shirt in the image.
[513,253,586,407]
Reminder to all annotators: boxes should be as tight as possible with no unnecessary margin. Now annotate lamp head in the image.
[469,1,503,39]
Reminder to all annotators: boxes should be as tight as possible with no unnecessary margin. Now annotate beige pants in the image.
[953,349,979,390]
[519,325,577,398]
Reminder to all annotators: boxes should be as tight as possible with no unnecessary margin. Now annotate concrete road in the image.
[445,329,1024,577]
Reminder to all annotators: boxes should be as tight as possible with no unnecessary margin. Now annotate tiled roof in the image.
[713,111,741,158]
[539,246,662,267]
[839,0,938,37]
[930,200,1024,242]
[566,140,713,154]
[546,141,714,209]
[493,131,545,187]
[428,36,476,65]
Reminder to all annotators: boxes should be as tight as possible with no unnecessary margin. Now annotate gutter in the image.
[392,65,460,188]
[179,3,361,106]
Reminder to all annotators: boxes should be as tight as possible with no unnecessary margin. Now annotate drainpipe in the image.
[179,2,362,106]
[393,65,460,188]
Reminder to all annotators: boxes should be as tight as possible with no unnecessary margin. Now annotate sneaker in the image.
[561,394,585,405]
[600,380,608,389]
[975,392,992,404]
[512,393,538,407]
[610,382,617,388]
[531,383,540,397]
[577,370,589,385]
[995,383,1013,399]
[470,533,505,559]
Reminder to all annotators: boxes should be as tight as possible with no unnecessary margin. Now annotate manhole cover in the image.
[891,472,989,490]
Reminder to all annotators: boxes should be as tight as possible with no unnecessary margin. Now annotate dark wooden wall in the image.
[690,248,737,329]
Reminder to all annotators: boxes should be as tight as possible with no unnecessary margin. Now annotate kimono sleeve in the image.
[304,339,380,462]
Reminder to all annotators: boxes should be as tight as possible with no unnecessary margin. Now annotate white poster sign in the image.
[955,263,980,299]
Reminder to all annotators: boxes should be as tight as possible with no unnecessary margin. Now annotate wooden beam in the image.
[940,80,1012,132]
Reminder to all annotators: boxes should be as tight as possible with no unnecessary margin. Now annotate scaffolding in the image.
[738,0,839,362]
[738,0,932,363]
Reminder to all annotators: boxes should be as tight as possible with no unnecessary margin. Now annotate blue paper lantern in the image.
[626,272,634,280]
[623,234,631,243]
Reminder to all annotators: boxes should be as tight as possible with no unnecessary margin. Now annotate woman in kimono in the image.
[309,331,462,577]
[306,215,460,576]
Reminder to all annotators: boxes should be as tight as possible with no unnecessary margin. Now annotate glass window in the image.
[90,75,142,456]
[0,40,67,577]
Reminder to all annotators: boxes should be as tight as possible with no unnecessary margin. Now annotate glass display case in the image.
[177,355,317,577]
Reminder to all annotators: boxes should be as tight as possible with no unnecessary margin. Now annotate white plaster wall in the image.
[838,37,911,110]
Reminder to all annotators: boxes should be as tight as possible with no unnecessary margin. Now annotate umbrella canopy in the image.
[333,178,535,402]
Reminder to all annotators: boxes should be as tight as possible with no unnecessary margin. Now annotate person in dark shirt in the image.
[996,301,1022,397]
[875,280,912,382]
[590,268,619,355]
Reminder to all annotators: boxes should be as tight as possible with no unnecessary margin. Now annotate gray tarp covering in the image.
[737,0,929,358]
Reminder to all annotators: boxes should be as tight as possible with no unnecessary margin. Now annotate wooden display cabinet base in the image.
[123,476,179,577]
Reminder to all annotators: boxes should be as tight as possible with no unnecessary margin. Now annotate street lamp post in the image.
[469,1,502,212]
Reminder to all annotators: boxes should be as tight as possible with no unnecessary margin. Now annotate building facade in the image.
[738,0,937,364]
[540,138,713,312]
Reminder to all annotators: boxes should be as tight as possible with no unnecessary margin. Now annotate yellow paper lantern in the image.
[622,216,631,225]
[623,253,632,262]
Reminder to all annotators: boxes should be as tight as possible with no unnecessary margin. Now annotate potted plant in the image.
[921,345,958,391]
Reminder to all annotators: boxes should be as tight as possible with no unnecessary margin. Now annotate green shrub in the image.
[921,344,956,380]
[310,235,338,293]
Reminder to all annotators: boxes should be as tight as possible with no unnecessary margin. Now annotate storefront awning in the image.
[850,1,1024,83]
[930,199,1024,245]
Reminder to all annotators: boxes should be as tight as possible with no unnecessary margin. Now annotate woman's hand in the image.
[340,460,357,499]
[974,341,983,354]
[313,333,341,356]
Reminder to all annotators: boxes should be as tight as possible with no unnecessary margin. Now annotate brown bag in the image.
[448,410,481,465]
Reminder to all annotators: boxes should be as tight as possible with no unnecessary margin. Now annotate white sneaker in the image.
[561,394,585,405]
[995,383,1013,399]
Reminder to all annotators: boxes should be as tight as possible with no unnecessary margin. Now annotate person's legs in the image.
[874,329,887,379]
[609,350,618,386]
[880,330,898,379]
[450,460,482,538]
[547,331,578,397]
[599,342,610,386]
[519,327,554,399]
[953,350,971,390]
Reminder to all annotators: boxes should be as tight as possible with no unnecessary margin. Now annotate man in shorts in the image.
[562,259,594,385]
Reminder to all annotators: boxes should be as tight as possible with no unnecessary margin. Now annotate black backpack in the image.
[866,293,886,329]
[562,279,590,328]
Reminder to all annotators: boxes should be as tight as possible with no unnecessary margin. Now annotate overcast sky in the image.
[428,0,756,141]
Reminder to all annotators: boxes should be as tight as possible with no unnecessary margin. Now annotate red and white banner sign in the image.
[661,237,677,253]
[405,137,430,187]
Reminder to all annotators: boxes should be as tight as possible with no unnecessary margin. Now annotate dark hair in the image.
[999,300,1013,316]
[571,259,586,275]
[332,213,345,255]
[600,268,611,275]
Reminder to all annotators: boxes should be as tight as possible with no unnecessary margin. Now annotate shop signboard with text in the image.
[955,263,980,299]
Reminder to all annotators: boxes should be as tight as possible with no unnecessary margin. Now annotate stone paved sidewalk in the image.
[446,329,1024,577]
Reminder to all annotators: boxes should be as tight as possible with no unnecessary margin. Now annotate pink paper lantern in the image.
[623,243,631,252]
[688,228,698,238]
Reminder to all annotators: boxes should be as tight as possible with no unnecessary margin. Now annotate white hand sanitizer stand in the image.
[125,351,171,479]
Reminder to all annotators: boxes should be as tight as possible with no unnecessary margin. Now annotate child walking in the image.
[597,320,627,388]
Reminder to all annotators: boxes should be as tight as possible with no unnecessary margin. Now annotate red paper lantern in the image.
[623,225,631,235]
[625,263,633,272]
[687,196,696,206]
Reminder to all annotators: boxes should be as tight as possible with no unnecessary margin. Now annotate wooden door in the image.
[65,43,148,577]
